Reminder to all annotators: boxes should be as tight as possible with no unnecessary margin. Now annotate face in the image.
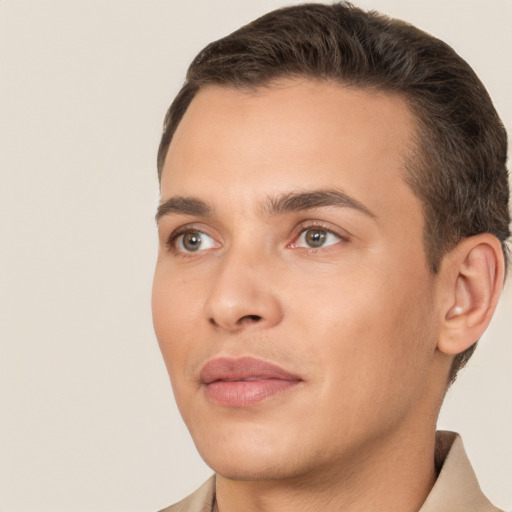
[153,80,442,482]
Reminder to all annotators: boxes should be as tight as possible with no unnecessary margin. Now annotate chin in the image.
[203,453,303,482]
[192,428,308,481]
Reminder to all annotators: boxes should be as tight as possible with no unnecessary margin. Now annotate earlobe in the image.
[438,234,505,356]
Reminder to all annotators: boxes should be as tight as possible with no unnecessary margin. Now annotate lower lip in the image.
[204,379,299,407]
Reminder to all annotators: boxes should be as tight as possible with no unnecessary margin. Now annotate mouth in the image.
[199,356,302,407]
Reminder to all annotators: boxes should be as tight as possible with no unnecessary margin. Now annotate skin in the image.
[152,80,502,512]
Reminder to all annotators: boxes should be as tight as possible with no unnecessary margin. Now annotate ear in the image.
[437,234,505,356]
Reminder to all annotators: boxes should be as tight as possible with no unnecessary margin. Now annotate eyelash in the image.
[165,221,348,256]
[166,225,215,256]
[290,221,348,251]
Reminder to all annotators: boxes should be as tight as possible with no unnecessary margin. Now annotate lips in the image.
[200,356,302,407]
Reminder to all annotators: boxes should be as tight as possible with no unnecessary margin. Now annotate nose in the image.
[204,248,283,332]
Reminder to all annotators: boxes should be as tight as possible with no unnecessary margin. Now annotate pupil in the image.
[306,229,326,247]
[183,233,201,251]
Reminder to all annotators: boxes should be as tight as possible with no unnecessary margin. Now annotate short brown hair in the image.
[157,2,510,382]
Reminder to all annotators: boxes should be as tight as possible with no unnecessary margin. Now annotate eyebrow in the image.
[155,188,376,223]
[155,196,212,223]
[263,189,376,218]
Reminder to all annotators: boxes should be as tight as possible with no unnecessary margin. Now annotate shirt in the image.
[159,431,503,512]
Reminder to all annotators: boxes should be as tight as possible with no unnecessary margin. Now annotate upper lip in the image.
[200,356,301,384]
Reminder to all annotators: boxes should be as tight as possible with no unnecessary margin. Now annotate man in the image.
[152,2,510,511]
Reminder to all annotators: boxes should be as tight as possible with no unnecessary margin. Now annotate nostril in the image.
[239,314,262,324]
[207,312,267,330]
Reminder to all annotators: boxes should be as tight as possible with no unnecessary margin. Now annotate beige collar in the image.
[419,431,502,512]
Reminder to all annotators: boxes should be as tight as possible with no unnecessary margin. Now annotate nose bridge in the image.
[204,237,283,331]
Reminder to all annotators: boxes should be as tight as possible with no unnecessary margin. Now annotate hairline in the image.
[158,76,420,181]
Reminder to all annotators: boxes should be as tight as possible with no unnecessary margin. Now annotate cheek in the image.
[345,271,437,402]
[152,264,202,376]
[292,260,437,394]
[152,272,208,427]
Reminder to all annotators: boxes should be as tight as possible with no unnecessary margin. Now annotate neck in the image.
[214,427,438,512]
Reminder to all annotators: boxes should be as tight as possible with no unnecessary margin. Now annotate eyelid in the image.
[165,223,221,253]
[288,220,350,249]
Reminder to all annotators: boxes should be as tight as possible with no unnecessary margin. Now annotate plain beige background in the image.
[0,1,510,511]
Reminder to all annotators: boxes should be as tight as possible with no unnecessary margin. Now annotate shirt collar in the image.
[419,431,502,512]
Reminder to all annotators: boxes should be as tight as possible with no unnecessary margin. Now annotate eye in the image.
[173,230,217,253]
[294,227,341,249]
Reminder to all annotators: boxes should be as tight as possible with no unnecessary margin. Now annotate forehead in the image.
[161,80,420,224]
